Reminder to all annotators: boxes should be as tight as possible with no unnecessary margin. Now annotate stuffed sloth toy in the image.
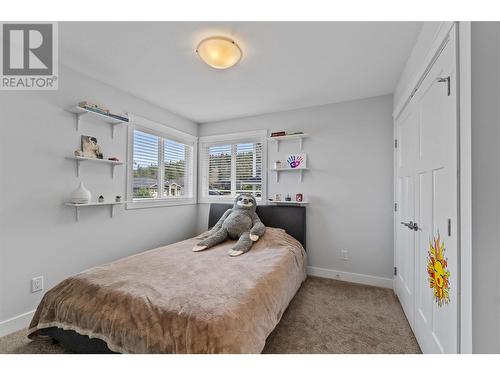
[193,193,266,257]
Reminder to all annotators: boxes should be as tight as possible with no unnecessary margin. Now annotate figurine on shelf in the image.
[275,194,282,201]
[296,193,303,202]
[98,195,104,203]
[274,160,282,169]
[285,194,292,202]
[74,149,83,157]
[115,196,122,202]
[108,157,119,162]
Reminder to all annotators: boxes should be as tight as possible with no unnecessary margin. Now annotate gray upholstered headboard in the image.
[208,204,306,250]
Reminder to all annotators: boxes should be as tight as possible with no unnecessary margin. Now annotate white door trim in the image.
[457,21,472,354]
[393,22,472,353]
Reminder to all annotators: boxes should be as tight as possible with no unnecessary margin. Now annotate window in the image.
[127,115,197,208]
[199,131,267,202]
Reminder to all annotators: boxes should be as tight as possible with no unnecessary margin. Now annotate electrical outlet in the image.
[31,276,43,293]
[340,249,349,261]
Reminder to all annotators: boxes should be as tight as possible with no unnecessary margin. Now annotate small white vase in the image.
[70,182,91,204]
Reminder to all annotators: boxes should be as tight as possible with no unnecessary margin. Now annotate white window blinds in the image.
[164,138,193,198]
[133,130,159,199]
[206,143,232,197]
[235,142,263,196]
[199,132,266,201]
[132,129,194,200]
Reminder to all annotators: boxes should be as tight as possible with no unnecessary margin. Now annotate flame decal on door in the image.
[427,234,451,307]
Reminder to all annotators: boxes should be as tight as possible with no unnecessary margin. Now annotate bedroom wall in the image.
[196,95,395,286]
[0,65,199,333]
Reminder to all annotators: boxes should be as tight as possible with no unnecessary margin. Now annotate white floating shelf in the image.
[65,201,126,221]
[66,106,128,138]
[267,200,308,206]
[270,168,309,171]
[268,134,309,151]
[66,156,125,178]
[270,168,309,182]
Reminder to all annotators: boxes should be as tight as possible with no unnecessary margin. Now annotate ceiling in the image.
[60,22,422,124]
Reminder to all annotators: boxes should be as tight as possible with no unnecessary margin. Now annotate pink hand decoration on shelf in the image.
[287,155,304,169]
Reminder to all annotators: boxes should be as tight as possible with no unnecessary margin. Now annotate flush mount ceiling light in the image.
[196,36,242,69]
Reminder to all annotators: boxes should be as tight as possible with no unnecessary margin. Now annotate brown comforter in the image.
[28,227,306,353]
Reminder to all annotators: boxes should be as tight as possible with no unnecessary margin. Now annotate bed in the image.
[28,204,307,354]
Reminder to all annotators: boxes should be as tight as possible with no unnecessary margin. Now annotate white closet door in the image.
[395,106,418,329]
[395,27,458,353]
[413,29,458,354]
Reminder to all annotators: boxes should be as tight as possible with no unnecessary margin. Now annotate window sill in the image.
[126,198,196,210]
[198,197,264,205]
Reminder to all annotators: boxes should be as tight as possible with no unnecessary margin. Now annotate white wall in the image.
[197,95,395,285]
[470,22,500,354]
[0,65,199,329]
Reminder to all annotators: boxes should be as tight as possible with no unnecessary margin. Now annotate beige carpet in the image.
[0,277,420,354]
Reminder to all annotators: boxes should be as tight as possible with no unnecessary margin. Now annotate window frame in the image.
[198,130,267,204]
[126,114,198,209]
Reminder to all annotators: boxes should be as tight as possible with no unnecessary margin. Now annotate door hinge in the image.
[394,139,398,148]
[394,267,398,276]
[394,203,398,212]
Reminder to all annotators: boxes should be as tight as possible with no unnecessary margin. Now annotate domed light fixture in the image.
[196,36,242,69]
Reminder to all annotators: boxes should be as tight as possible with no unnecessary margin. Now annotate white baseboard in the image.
[307,266,394,289]
[0,310,35,337]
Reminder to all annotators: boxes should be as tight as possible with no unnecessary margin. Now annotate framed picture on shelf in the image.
[285,153,307,169]
[81,135,103,159]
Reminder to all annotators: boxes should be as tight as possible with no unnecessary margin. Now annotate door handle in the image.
[400,221,419,231]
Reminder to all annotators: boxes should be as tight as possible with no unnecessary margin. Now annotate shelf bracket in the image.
[110,205,115,218]
[112,164,116,179]
[275,140,280,152]
[299,169,303,182]
[76,160,81,177]
[111,123,123,139]
[275,171,280,183]
[75,207,80,222]
[299,138,303,151]
[75,113,86,131]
